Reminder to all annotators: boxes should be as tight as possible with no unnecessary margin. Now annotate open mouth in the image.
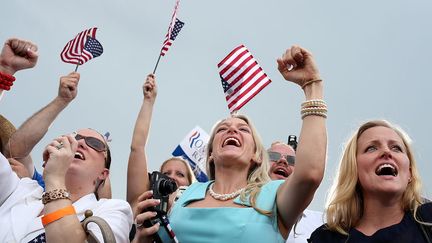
[222,137,241,147]
[74,151,85,160]
[375,163,397,177]
[274,168,289,178]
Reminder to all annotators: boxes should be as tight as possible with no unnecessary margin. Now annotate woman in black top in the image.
[309,120,432,243]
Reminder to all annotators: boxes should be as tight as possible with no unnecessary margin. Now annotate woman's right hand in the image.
[143,74,157,103]
[134,190,161,241]
[0,38,38,74]
[42,134,77,187]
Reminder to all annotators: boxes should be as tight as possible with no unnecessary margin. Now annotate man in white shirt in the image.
[267,140,324,243]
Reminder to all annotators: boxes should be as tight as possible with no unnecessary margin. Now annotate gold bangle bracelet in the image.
[301,79,322,89]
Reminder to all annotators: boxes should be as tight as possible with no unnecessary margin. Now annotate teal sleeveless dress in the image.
[160,180,285,243]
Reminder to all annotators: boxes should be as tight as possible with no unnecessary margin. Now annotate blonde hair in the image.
[160,157,197,185]
[326,120,423,234]
[206,114,271,214]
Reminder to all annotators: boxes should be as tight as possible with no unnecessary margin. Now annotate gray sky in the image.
[2,0,431,211]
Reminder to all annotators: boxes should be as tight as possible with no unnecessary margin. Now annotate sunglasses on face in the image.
[75,134,107,152]
[268,151,295,165]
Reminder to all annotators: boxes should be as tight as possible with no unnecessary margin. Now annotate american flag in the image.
[218,45,272,113]
[160,18,185,56]
[60,27,103,65]
[29,232,46,243]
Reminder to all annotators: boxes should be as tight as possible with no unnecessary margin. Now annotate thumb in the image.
[26,48,38,59]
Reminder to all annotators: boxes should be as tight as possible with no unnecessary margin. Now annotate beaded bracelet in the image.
[301,107,328,114]
[301,111,328,119]
[301,99,328,119]
[301,99,327,108]
[41,205,76,227]
[0,71,16,91]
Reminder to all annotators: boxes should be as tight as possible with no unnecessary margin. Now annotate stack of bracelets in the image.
[301,99,327,119]
[0,71,16,91]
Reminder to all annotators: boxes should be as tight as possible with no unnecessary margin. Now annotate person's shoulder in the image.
[96,198,133,214]
[308,224,347,243]
[175,181,211,204]
[420,201,432,209]
[418,202,432,222]
[184,181,211,194]
[262,179,284,190]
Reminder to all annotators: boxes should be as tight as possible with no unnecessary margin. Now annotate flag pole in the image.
[74,63,80,72]
[152,53,162,74]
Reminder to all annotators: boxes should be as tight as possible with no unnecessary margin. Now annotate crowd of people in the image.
[0,37,431,243]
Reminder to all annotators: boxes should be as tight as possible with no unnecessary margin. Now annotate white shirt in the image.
[0,152,133,243]
[286,209,324,243]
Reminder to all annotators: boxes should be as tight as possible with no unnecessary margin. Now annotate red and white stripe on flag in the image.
[60,27,98,65]
[218,45,272,113]
[160,0,180,56]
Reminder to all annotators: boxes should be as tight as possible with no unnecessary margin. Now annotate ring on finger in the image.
[55,141,64,150]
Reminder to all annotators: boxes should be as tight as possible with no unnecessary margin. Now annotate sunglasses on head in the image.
[75,134,107,152]
[268,151,295,165]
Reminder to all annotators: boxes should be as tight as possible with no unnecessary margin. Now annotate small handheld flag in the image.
[218,45,272,113]
[153,0,184,74]
[60,27,103,71]
[160,18,185,57]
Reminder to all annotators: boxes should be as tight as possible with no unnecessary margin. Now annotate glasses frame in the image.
[268,151,295,166]
[75,134,107,152]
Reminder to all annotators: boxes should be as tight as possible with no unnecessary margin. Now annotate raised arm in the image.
[276,45,327,231]
[127,74,157,210]
[4,72,80,176]
[0,38,38,97]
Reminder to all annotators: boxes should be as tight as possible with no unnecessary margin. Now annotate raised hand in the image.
[277,45,321,88]
[143,74,157,103]
[58,72,80,103]
[0,38,38,74]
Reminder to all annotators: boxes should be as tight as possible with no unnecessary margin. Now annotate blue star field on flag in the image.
[84,36,103,58]
[160,18,185,56]
[221,75,234,95]
[169,19,184,41]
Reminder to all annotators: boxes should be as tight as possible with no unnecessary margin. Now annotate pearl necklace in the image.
[208,182,246,201]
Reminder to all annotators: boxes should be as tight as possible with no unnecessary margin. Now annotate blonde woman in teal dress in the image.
[134,45,327,243]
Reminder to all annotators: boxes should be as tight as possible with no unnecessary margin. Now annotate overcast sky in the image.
[2,0,431,210]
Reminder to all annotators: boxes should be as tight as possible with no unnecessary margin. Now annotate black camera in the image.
[142,171,177,225]
[140,171,178,242]
[149,171,178,213]
[287,135,298,151]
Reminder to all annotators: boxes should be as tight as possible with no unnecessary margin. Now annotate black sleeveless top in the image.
[308,203,432,243]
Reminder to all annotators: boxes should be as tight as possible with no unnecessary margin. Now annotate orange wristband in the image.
[41,205,76,227]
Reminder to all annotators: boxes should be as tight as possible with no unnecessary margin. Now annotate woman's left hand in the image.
[277,45,321,87]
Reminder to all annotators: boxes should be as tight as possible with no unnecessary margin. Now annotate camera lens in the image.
[158,179,178,195]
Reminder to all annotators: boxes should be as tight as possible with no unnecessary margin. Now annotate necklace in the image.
[208,182,246,201]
